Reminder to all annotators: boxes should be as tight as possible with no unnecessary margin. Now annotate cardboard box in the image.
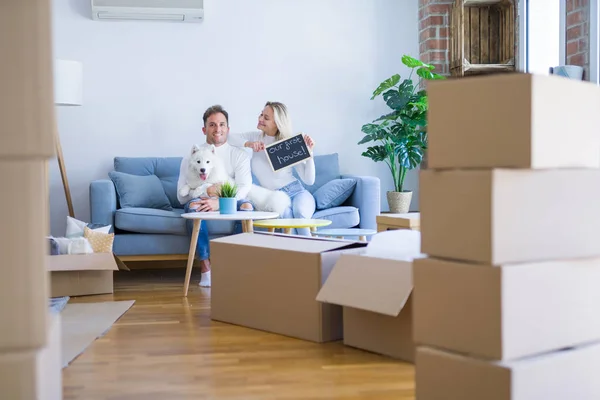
[420,168,600,265]
[0,313,62,400]
[415,343,600,400]
[47,253,119,297]
[413,257,600,360]
[0,160,49,352]
[316,254,414,362]
[426,73,600,169]
[0,0,56,158]
[210,233,367,343]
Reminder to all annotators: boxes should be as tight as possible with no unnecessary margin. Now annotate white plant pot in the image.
[387,191,412,213]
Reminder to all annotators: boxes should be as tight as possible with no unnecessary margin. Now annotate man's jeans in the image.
[184,198,253,261]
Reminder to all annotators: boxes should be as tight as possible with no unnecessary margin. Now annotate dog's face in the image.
[189,144,217,181]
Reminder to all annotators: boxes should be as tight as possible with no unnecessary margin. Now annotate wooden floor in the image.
[63,269,415,400]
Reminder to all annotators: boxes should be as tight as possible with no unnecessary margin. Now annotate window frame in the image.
[590,0,599,83]
[518,0,567,73]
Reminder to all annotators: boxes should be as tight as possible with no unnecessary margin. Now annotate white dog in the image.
[178,144,291,215]
[178,144,230,199]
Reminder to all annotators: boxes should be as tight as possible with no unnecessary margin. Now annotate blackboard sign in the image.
[265,133,312,172]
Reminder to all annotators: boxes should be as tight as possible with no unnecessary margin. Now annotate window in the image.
[521,0,564,75]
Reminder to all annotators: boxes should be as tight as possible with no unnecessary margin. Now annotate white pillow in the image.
[66,216,111,238]
[48,236,94,255]
[67,237,94,255]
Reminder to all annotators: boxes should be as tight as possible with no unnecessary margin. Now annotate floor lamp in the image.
[53,59,82,218]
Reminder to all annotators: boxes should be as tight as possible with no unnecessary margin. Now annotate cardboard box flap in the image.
[46,253,119,272]
[211,232,367,253]
[316,254,413,317]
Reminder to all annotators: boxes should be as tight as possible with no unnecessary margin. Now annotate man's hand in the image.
[206,184,221,198]
[245,141,265,152]
[196,198,219,212]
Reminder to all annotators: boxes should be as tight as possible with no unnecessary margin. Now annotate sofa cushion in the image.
[313,206,360,229]
[109,171,173,211]
[115,208,187,235]
[114,157,182,209]
[313,178,357,210]
[294,153,341,194]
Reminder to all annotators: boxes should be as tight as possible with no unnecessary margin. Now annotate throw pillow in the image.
[66,216,112,238]
[84,226,115,253]
[313,178,357,210]
[108,171,173,211]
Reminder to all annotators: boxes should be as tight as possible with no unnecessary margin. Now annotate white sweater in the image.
[177,142,252,205]
[227,131,316,190]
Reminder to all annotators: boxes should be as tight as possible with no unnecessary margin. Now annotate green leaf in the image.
[383,90,405,110]
[371,74,400,100]
[402,55,435,70]
[361,146,389,162]
[361,123,380,135]
[396,139,424,169]
[383,80,413,111]
[374,110,401,122]
[417,67,435,80]
[218,181,238,198]
[357,135,374,145]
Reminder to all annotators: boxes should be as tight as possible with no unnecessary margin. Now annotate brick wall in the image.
[419,0,454,76]
[566,0,590,79]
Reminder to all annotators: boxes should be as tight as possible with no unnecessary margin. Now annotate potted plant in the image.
[217,182,238,215]
[358,54,445,213]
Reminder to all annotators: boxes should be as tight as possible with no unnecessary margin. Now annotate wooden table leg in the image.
[184,219,201,297]
[242,220,254,233]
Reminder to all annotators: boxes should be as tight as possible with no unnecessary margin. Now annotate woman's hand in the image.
[303,134,315,151]
[245,141,265,152]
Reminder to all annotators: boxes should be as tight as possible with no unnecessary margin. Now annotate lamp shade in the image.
[54,59,83,106]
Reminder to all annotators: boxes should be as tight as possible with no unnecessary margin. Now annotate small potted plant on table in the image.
[358,54,444,213]
[217,182,238,215]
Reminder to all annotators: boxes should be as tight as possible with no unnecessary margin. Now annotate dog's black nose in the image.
[200,168,206,173]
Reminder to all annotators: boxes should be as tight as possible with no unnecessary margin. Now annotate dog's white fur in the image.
[178,144,291,216]
[178,144,229,199]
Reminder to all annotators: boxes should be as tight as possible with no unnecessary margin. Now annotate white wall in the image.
[50,0,419,235]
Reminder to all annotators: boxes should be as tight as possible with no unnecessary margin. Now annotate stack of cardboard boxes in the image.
[0,1,63,398]
[414,73,600,398]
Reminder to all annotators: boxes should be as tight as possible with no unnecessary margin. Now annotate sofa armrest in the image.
[90,179,117,230]
[341,175,380,230]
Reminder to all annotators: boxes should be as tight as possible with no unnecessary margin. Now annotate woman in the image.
[228,101,316,235]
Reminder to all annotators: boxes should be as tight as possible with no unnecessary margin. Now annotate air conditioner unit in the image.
[91,0,203,22]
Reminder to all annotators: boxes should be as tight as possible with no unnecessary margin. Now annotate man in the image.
[177,105,253,287]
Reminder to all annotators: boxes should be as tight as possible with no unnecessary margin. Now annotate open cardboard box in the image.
[209,232,368,343]
[316,230,422,363]
[416,342,600,400]
[46,253,119,297]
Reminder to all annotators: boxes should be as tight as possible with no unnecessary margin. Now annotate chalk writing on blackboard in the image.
[265,133,312,172]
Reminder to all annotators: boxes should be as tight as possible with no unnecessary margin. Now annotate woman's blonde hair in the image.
[264,101,293,141]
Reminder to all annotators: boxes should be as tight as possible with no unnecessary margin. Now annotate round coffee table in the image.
[180,211,279,296]
[252,218,332,235]
[312,228,377,242]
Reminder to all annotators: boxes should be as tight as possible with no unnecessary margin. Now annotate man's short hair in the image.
[203,105,229,126]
